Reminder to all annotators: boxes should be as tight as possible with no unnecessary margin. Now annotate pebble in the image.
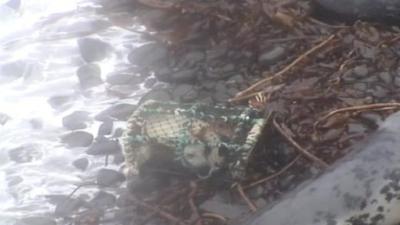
[90,191,116,209]
[379,71,393,84]
[183,51,205,66]
[62,111,91,130]
[394,76,400,87]
[14,217,56,225]
[156,68,198,83]
[72,158,89,171]
[95,103,137,121]
[199,194,249,219]
[353,65,369,77]
[139,88,172,103]
[128,43,167,68]
[96,168,125,187]
[77,37,112,62]
[98,120,113,136]
[113,152,125,165]
[258,46,286,66]
[86,137,121,155]
[76,63,103,89]
[107,84,136,98]
[247,185,264,199]
[369,85,388,98]
[172,84,199,102]
[61,131,94,148]
[54,197,84,217]
[106,73,144,86]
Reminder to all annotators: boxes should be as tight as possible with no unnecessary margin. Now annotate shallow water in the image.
[0,1,145,224]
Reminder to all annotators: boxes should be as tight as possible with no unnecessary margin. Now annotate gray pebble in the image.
[72,158,89,171]
[156,69,197,83]
[47,95,73,109]
[62,111,90,130]
[61,131,94,148]
[378,71,392,84]
[172,84,199,102]
[78,37,112,62]
[76,63,102,89]
[98,120,113,136]
[128,43,167,68]
[106,73,144,86]
[86,137,121,155]
[54,198,84,217]
[96,169,126,187]
[139,89,172,103]
[95,103,137,121]
[353,65,369,77]
[258,46,286,65]
[90,191,116,209]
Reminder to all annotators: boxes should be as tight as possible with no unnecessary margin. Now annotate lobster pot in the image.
[123,100,267,180]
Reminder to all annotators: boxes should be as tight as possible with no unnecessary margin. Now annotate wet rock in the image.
[353,65,369,77]
[183,51,205,66]
[47,95,73,109]
[258,46,286,66]
[107,84,136,98]
[86,137,121,155]
[395,76,400,87]
[247,186,264,199]
[155,68,198,83]
[72,158,89,171]
[76,63,102,89]
[61,131,94,148]
[353,82,367,91]
[379,72,392,84]
[113,152,125,165]
[96,168,125,187]
[90,191,116,209]
[95,103,137,121]
[98,120,113,136]
[139,88,172,103]
[106,73,144,86]
[8,145,41,163]
[14,216,56,225]
[128,43,167,68]
[213,82,232,102]
[369,85,388,98]
[0,112,10,125]
[144,77,157,88]
[199,194,249,219]
[77,38,112,62]
[54,198,84,217]
[172,84,199,102]
[62,111,91,130]
[112,128,124,138]
[313,0,400,24]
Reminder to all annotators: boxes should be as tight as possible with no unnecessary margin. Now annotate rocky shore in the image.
[4,0,400,225]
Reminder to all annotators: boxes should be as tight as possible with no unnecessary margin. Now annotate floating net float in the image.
[122,100,267,180]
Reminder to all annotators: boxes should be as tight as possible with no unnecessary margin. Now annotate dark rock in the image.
[369,85,388,98]
[107,84,135,98]
[72,158,89,171]
[95,103,137,121]
[206,47,227,61]
[106,73,144,86]
[379,72,392,84]
[77,38,112,62]
[172,84,199,102]
[14,216,56,225]
[76,63,102,89]
[143,77,157,88]
[112,128,124,138]
[61,131,94,148]
[62,111,91,130]
[247,186,264,199]
[54,198,84,217]
[258,46,286,65]
[353,65,369,77]
[313,0,400,24]
[183,51,205,66]
[128,43,167,68]
[90,191,116,209]
[213,82,231,102]
[98,120,113,136]
[96,169,125,187]
[8,145,40,163]
[199,194,249,219]
[155,69,197,83]
[86,137,121,155]
[353,82,367,91]
[47,95,73,109]
[394,76,400,87]
[139,88,171,103]
[113,152,125,165]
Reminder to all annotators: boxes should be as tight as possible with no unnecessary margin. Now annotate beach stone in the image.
[128,43,167,68]
[314,0,400,24]
[96,169,125,187]
[172,84,199,102]
[76,63,102,89]
[72,158,89,171]
[106,73,144,86]
[61,131,94,148]
[95,103,137,121]
[14,217,56,225]
[62,111,90,130]
[394,76,400,87]
[258,46,286,66]
[107,84,135,98]
[155,68,197,83]
[183,51,205,66]
[379,72,392,84]
[139,88,172,103]
[54,198,84,217]
[98,120,113,136]
[113,152,125,165]
[353,65,369,77]
[200,194,249,219]
[90,191,116,209]
[86,137,121,155]
[48,95,73,109]
[78,37,111,62]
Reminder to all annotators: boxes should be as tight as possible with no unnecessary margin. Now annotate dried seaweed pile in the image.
[89,0,400,225]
